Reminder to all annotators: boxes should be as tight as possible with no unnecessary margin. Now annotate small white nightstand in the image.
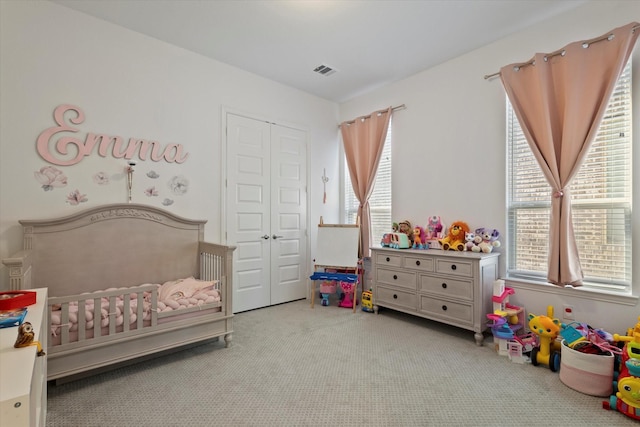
[0,288,48,426]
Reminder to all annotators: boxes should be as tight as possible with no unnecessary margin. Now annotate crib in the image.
[2,203,235,382]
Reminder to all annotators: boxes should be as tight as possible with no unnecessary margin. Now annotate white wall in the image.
[0,1,341,289]
[339,0,640,333]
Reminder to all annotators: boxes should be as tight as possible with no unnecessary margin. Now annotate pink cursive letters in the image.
[36,105,189,166]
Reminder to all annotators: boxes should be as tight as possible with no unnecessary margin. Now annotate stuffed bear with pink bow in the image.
[472,228,501,253]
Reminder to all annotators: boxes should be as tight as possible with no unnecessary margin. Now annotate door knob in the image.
[272,234,284,239]
[261,235,270,239]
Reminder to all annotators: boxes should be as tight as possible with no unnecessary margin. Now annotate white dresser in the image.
[0,288,47,426]
[371,248,499,345]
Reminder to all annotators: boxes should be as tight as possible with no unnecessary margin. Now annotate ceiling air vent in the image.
[313,64,337,76]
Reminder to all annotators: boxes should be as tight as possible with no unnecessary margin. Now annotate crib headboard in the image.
[16,204,207,297]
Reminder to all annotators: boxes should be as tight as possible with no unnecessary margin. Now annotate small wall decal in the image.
[168,175,189,195]
[34,166,67,191]
[162,198,174,206]
[145,187,159,197]
[66,189,88,205]
[146,171,159,179]
[93,172,110,185]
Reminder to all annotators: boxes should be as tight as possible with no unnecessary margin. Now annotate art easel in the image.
[310,217,361,313]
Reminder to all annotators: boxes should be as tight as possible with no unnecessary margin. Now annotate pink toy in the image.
[339,281,356,308]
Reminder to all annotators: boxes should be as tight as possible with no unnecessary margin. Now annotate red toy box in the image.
[0,291,37,310]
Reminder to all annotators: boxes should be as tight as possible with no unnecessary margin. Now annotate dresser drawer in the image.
[376,253,402,267]
[418,275,473,301]
[377,286,417,311]
[403,256,434,272]
[419,295,473,325]
[435,259,473,278]
[376,268,416,290]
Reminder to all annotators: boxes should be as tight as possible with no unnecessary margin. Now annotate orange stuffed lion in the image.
[438,221,470,251]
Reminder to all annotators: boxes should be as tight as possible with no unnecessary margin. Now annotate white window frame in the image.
[506,61,632,296]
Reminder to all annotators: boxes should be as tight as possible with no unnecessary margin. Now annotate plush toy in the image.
[398,220,414,245]
[470,234,484,253]
[463,232,476,252]
[475,228,501,253]
[439,221,470,251]
[426,215,443,240]
[413,226,427,249]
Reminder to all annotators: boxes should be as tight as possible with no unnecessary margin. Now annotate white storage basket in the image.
[559,340,614,397]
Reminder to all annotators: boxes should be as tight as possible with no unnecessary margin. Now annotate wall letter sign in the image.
[36,105,189,166]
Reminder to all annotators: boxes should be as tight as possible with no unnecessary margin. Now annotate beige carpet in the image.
[47,299,636,426]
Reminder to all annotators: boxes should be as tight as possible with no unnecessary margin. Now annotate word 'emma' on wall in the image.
[36,104,189,166]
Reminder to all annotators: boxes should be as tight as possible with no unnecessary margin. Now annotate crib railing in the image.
[48,284,159,347]
[199,242,235,316]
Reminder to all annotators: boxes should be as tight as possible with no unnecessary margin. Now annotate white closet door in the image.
[270,124,307,305]
[226,113,307,313]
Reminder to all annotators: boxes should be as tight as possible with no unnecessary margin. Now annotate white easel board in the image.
[315,223,360,268]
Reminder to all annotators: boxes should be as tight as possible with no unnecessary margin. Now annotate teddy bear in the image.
[439,221,470,251]
[475,228,501,253]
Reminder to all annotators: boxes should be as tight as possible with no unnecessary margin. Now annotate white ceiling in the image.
[51,0,588,103]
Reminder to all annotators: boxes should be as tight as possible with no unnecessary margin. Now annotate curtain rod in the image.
[339,104,406,127]
[483,23,640,80]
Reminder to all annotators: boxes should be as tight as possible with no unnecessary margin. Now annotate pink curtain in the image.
[500,22,639,286]
[340,107,392,258]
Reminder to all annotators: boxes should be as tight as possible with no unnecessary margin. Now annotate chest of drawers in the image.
[371,247,499,345]
[0,288,47,426]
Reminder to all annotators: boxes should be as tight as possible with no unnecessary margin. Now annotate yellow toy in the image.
[361,289,374,313]
[603,316,640,420]
[438,221,469,251]
[527,306,561,371]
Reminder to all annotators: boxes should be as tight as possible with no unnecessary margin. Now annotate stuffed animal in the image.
[475,228,501,253]
[439,221,470,251]
[398,220,414,245]
[463,232,476,252]
[413,226,427,249]
[470,234,484,253]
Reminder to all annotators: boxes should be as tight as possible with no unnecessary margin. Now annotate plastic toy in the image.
[438,221,470,251]
[425,216,443,239]
[412,226,427,249]
[361,289,374,312]
[381,232,411,249]
[486,279,528,358]
[338,281,357,308]
[528,306,562,371]
[603,316,640,420]
[319,280,337,306]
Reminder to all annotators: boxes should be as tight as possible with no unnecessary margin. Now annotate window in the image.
[507,62,632,294]
[343,121,392,244]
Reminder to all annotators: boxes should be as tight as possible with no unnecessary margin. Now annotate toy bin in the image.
[559,340,614,397]
[319,281,337,294]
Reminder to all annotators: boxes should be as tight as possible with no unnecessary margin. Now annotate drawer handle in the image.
[415,260,421,266]
[442,305,448,311]
[441,283,447,289]
[393,274,398,280]
[451,264,457,271]
[386,257,390,262]
[393,294,398,299]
